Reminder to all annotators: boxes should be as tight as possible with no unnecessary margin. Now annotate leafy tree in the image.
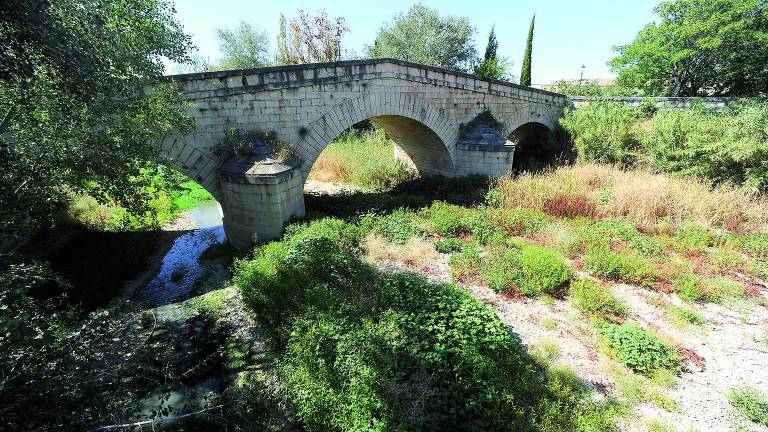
[0,0,193,242]
[367,4,478,72]
[474,27,514,81]
[610,0,768,96]
[520,14,535,86]
[276,9,348,65]
[216,20,271,69]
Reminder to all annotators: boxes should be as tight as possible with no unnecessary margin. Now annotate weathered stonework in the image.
[162,59,568,247]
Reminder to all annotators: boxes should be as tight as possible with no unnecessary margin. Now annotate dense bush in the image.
[235,218,617,431]
[569,279,628,320]
[479,249,522,293]
[559,103,641,166]
[561,101,768,193]
[518,245,571,296]
[421,201,469,236]
[600,323,680,375]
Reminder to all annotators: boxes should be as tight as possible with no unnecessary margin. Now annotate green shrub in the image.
[433,238,463,254]
[701,277,746,304]
[361,209,422,245]
[707,247,744,272]
[671,275,704,302]
[600,323,680,375]
[421,201,469,236]
[569,279,628,320]
[463,208,505,245]
[559,102,640,166]
[729,386,768,426]
[517,245,571,296]
[479,248,523,293]
[743,234,768,258]
[584,247,656,287]
[674,223,712,254]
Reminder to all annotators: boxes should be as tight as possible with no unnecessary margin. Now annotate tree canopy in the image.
[474,27,513,81]
[367,4,478,72]
[520,15,535,86]
[0,0,193,241]
[216,20,271,69]
[610,0,768,96]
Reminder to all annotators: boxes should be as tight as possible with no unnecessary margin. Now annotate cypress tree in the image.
[276,14,291,65]
[520,14,535,86]
[483,27,499,62]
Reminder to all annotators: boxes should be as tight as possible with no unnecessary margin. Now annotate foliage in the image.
[187,289,228,313]
[642,101,768,193]
[559,103,641,166]
[361,209,422,245]
[584,247,657,287]
[449,243,482,282]
[474,27,513,81]
[519,15,535,86]
[276,9,349,64]
[673,222,712,253]
[0,0,193,242]
[569,279,628,320]
[600,322,680,374]
[367,4,478,72]
[729,386,768,426]
[479,248,523,293]
[667,304,704,326]
[518,245,571,296]
[215,20,271,69]
[610,0,768,96]
[700,276,746,303]
[309,127,417,191]
[550,80,641,97]
[421,201,470,236]
[234,218,617,430]
[504,209,550,236]
[671,275,704,302]
[434,238,463,253]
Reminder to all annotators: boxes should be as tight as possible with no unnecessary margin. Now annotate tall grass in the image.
[309,127,417,191]
[495,163,768,233]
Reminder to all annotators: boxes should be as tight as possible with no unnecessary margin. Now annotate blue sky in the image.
[168,0,660,84]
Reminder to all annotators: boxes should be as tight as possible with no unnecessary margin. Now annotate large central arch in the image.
[299,92,458,179]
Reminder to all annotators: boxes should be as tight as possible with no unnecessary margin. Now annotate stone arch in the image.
[159,135,224,202]
[298,91,458,179]
[508,121,565,172]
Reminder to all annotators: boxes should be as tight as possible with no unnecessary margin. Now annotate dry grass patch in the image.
[495,163,768,233]
[363,235,438,267]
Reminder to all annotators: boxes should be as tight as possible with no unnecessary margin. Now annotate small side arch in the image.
[159,136,224,202]
[297,92,458,179]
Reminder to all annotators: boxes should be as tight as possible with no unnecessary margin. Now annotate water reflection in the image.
[142,201,225,306]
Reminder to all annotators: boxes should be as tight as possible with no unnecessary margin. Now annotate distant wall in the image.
[570,96,733,110]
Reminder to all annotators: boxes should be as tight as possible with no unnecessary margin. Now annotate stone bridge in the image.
[163,59,568,248]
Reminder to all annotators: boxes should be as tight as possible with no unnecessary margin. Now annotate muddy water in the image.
[141,201,225,306]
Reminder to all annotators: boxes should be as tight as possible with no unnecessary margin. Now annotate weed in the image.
[433,238,463,254]
[729,386,768,426]
[668,304,704,328]
[671,275,704,302]
[504,209,550,236]
[600,323,680,374]
[542,317,558,330]
[543,221,581,258]
[448,243,482,282]
[533,338,561,361]
[420,201,469,236]
[707,247,745,272]
[584,247,656,287]
[479,248,522,293]
[360,209,422,245]
[646,418,678,432]
[674,223,713,254]
[187,288,228,313]
[701,277,746,304]
[542,194,597,219]
[569,278,628,320]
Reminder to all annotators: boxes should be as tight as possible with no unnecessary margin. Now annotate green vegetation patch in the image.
[234,218,618,431]
[471,244,571,297]
[569,279,628,321]
[433,238,463,254]
[600,323,680,375]
[584,247,657,287]
[729,386,768,426]
[361,209,423,245]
